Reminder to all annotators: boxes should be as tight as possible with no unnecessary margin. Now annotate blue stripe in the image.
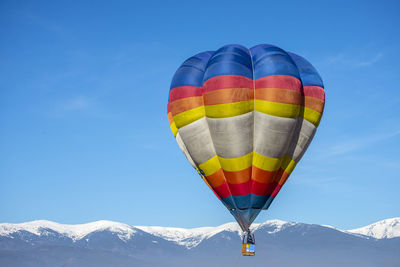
[170,52,214,90]
[230,194,251,210]
[288,52,324,87]
[221,194,274,210]
[250,44,300,80]
[220,195,236,210]
[203,44,253,82]
[249,194,271,209]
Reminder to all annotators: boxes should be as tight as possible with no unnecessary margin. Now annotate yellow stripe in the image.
[199,152,293,175]
[173,106,205,128]
[170,122,178,137]
[253,152,282,172]
[218,152,253,172]
[198,153,253,175]
[198,155,221,176]
[255,100,300,118]
[303,107,322,127]
[205,100,254,118]
[280,155,297,174]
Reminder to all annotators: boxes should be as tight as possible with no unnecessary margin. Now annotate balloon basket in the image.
[242,243,255,256]
[241,231,255,256]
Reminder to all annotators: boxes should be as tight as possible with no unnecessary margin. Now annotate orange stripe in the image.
[205,168,226,188]
[169,96,203,116]
[167,112,173,125]
[204,88,253,105]
[277,170,290,186]
[204,166,292,192]
[304,96,324,113]
[223,167,252,184]
[251,166,279,184]
[255,88,302,105]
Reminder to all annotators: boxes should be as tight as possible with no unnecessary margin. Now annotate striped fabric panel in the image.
[201,46,255,207]
[257,52,325,201]
[303,86,325,126]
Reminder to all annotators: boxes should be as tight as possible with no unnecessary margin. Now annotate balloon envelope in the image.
[167,44,325,231]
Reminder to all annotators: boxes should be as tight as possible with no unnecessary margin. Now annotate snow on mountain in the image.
[136,222,241,248]
[0,220,137,241]
[347,217,400,239]
[252,219,296,233]
[136,219,296,248]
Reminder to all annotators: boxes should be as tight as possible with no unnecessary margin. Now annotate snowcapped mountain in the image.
[0,218,399,267]
[136,222,241,248]
[346,218,400,239]
[0,220,137,241]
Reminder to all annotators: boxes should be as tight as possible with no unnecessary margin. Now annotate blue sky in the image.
[1,0,399,230]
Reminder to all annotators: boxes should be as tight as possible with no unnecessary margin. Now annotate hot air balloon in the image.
[167,44,325,256]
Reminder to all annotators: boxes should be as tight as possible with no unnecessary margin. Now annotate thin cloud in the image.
[25,12,74,41]
[62,96,92,111]
[355,53,383,67]
[323,52,383,68]
[46,95,120,119]
[295,176,339,185]
[292,175,354,193]
[328,129,400,156]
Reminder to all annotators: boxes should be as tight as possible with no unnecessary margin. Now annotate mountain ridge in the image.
[1,217,399,248]
[1,218,399,267]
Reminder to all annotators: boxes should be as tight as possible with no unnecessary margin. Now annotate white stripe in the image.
[253,111,297,158]
[207,112,254,158]
[178,117,217,165]
[287,118,316,162]
[176,133,197,168]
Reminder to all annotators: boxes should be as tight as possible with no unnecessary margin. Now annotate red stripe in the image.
[169,86,203,102]
[228,181,251,196]
[250,180,278,196]
[203,75,253,92]
[213,182,232,198]
[303,86,325,100]
[255,75,302,92]
[214,179,283,198]
[271,184,282,197]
